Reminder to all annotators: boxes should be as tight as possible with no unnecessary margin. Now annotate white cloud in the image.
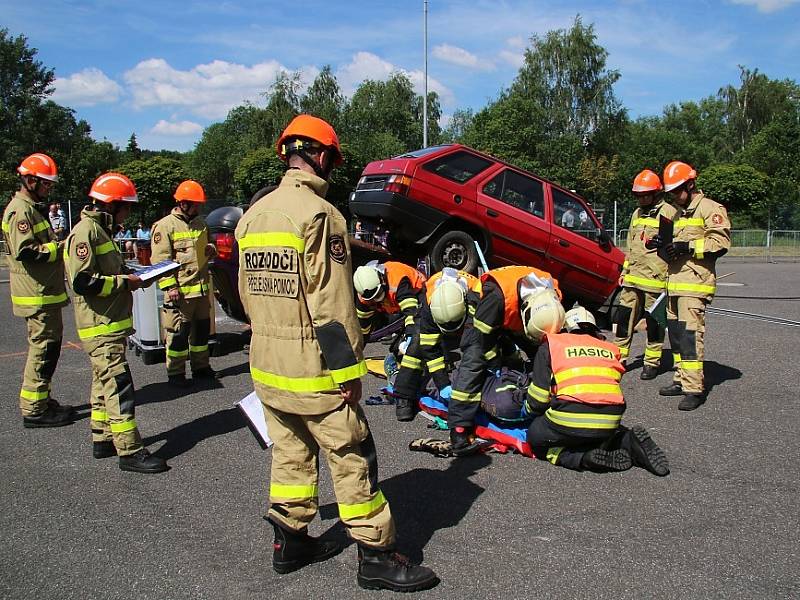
[506,36,526,50]
[432,44,495,71]
[729,0,799,12]
[123,58,317,119]
[52,68,122,106]
[498,49,525,68]
[150,119,203,136]
[335,51,455,106]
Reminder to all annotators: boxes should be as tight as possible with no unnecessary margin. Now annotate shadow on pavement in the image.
[704,360,742,394]
[143,407,245,460]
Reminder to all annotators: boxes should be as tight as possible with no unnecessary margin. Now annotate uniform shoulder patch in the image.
[17,220,30,233]
[329,234,346,264]
[75,242,90,260]
[153,231,162,244]
[711,213,723,225]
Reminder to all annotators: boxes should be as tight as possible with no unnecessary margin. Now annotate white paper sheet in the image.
[236,391,273,449]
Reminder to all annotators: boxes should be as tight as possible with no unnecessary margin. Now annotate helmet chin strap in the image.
[297,149,332,180]
[21,176,47,207]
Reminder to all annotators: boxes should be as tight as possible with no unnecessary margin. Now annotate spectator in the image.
[561,207,577,229]
[578,210,590,230]
[113,224,134,256]
[135,221,151,245]
[49,203,67,240]
[354,220,362,240]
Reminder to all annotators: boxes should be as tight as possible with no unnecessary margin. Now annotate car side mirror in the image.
[597,228,611,246]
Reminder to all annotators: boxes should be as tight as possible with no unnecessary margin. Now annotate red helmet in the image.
[89,173,138,203]
[276,115,343,165]
[174,180,206,203]
[632,169,662,193]
[663,161,697,193]
[17,153,59,182]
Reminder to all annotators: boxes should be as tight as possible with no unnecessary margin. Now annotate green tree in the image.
[124,133,142,162]
[441,108,474,143]
[233,148,285,201]
[697,163,769,227]
[300,65,345,128]
[119,157,187,225]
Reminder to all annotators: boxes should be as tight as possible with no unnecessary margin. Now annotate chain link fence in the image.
[615,229,800,262]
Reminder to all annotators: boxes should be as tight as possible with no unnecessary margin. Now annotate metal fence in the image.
[614,229,800,262]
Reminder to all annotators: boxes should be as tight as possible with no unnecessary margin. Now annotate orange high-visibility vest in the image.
[375,261,426,314]
[425,269,481,304]
[547,332,624,405]
[481,265,561,331]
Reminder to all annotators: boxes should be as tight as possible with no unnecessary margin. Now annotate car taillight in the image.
[384,174,412,195]
[213,232,235,261]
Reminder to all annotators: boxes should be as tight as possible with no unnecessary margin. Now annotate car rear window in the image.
[422,150,493,184]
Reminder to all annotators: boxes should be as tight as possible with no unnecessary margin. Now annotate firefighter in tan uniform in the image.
[235,115,437,592]
[654,161,731,411]
[2,153,74,427]
[614,169,678,379]
[151,180,216,386]
[65,173,168,473]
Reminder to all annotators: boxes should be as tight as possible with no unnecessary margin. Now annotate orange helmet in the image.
[276,114,343,165]
[632,169,662,194]
[17,153,59,182]
[663,161,696,193]
[174,179,206,203]
[89,173,138,203]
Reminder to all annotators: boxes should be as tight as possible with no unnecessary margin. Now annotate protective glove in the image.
[438,385,452,400]
[664,241,691,261]
[644,234,663,250]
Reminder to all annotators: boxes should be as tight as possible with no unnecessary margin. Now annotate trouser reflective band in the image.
[618,346,630,358]
[546,409,622,430]
[546,447,564,465]
[681,360,702,370]
[338,490,388,520]
[451,390,481,402]
[167,348,189,358]
[91,410,109,422]
[20,388,48,400]
[644,347,661,359]
[400,355,423,371]
[673,353,681,364]
[189,344,208,353]
[110,419,137,433]
[12,293,68,307]
[270,483,319,500]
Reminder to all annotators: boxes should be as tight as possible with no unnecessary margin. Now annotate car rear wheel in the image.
[430,230,479,273]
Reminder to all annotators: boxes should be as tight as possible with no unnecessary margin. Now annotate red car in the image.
[349,144,624,307]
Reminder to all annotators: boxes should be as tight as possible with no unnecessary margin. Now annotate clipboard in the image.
[235,391,273,450]
[133,260,181,283]
[657,216,674,262]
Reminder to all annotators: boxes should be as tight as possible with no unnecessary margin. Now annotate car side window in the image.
[552,188,597,241]
[422,150,493,184]
[482,169,545,219]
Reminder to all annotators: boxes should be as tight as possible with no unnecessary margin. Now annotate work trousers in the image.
[613,287,666,367]
[667,295,706,394]
[163,296,210,376]
[20,308,63,416]
[84,337,143,456]
[264,401,396,549]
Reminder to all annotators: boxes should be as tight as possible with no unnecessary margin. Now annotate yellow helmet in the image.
[430,280,467,332]
[353,264,384,302]
[521,290,565,342]
[564,305,597,333]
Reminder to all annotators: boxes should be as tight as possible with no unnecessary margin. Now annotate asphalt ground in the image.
[0,260,798,600]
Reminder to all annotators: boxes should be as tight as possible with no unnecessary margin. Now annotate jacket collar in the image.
[81,205,115,231]
[280,168,329,198]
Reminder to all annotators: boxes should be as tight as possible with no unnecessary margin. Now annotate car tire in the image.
[430,230,479,273]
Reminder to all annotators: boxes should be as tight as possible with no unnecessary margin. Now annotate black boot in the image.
[679,393,705,411]
[640,365,659,380]
[168,374,192,388]
[23,406,74,428]
[48,398,76,416]
[357,545,439,592]
[628,426,669,476]
[93,440,117,459]
[119,448,169,474]
[580,448,632,472]
[192,367,219,380]
[270,519,342,574]
[659,383,683,396]
[395,397,415,422]
[449,426,483,457]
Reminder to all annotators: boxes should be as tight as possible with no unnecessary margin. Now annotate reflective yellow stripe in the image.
[426,357,445,372]
[172,230,202,241]
[420,333,440,346]
[623,274,666,289]
[329,360,368,384]
[681,360,702,371]
[167,348,189,358]
[631,217,659,227]
[338,490,387,520]
[110,419,137,433]
[404,315,415,326]
[644,347,661,359]
[618,346,630,358]
[159,277,178,289]
[473,318,494,334]
[400,355,423,370]
[20,388,48,400]
[558,383,622,397]
[356,308,375,319]
[554,367,621,385]
[495,384,517,392]
[96,240,116,255]
[77,317,133,340]
[694,239,705,259]
[546,408,621,430]
[91,410,109,422]
[251,366,338,393]
[451,390,481,402]
[482,347,498,361]
[178,283,207,294]
[44,241,58,262]
[398,298,418,311]
[667,281,715,295]
[32,221,49,234]
[468,305,476,315]
[239,232,305,253]
[527,384,550,404]
[11,293,68,306]
[1,221,9,232]
[672,353,681,364]
[675,218,704,228]
[360,325,371,335]
[270,483,319,499]
[546,446,564,464]
[622,260,629,270]
[189,344,209,353]
[98,276,115,297]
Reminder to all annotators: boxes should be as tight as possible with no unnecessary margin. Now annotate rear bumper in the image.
[349,191,448,244]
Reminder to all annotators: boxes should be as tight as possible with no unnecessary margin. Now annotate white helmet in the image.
[521,290,565,342]
[353,264,385,301]
[564,305,597,333]
[430,280,467,332]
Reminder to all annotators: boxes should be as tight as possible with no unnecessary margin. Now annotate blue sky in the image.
[3,0,799,152]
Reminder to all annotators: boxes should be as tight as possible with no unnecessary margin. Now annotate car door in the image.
[546,186,619,304]
[476,168,551,269]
